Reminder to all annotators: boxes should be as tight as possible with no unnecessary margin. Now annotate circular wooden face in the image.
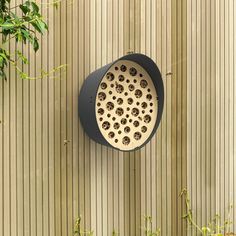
[95,60,158,151]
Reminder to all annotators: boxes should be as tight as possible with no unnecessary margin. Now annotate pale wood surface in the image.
[187,0,236,235]
[4,0,236,236]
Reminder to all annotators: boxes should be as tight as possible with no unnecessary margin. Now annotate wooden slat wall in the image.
[187,0,236,235]
[0,0,187,236]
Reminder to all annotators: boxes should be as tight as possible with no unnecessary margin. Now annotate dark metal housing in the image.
[78,53,164,151]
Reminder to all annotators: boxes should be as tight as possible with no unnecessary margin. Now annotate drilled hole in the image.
[108,132,115,138]
[135,89,142,98]
[133,79,137,83]
[112,117,116,121]
[118,75,125,82]
[106,102,114,111]
[124,92,128,96]
[102,121,110,130]
[115,139,118,143]
[120,65,127,72]
[124,126,131,133]
[141,126,147,133]
[98,92,106,101]
[126,114,129,118]
[116,84,124,93]
[128,84,135,91]
[140,74,143,77]
[114,122,120,129]
[127,98,133,105]
[150,109,153,113]
[150,103,153,106]
[122,136,130,145]
[121,118,127,125]
[97,102,101,106]
[142,110,145,114]
[117,98,123,105]
[134,132,142,140]
[109,91,112,95]
[141,102,147,109]
[126,79,130,83]
[100,82,107,89]
[116,107,124,116]
[111,84,114,88]
[129,119,133,123]
[115,66,119,70]
[99,117,103,121]
[147,88,151,92]
[140,80,148,88]
[112,96,116,100]
[146,94,152,101]
[131,108,139,117]
[129,67,137,76]
[144,115,151,123]
[107,114,111,118]
[97,108,104,115]
[118,130,122,134]
[106,72,114,81]
[133,121,139,127]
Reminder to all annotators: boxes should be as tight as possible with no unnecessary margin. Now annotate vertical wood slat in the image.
[1,0,236,236]
[171,0,188,235]
[187,0,236,234]
[0,0,175,235]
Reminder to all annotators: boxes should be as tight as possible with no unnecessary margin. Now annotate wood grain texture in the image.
[187,0,236,234]
[3,0,236,236]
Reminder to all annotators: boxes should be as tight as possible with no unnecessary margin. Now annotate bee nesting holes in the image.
[128,84,135,91]
[102,121,110,130]
[131,108,139,117]
[140,80,148,88]
[114,122,120,129]
[93,59,161,150]
[118,75,125,82]
[108,132,115,138]
[121,118,127,125]
[144,115,151,123]
[116,108,124,116]
[146,94,152,101]
[129,67,137,76]
[98,108,104,115]
[134,132,142,140]
[122,136,130,145]
[101,82,107,89]
[117,98,123,105]
[141,102,147,109]
[141,126,147,133]
[98,92,106,101]
[127,98,133,105]
[116,84,124,93]
[120,65,127,72]
[106,102,114,111]
[124,126,131,133]
[135,89,142,98]
[106,72,114,81]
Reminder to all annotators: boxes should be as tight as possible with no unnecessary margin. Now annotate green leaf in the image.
[19,4,30,14]
[33,37,39,51]
[31,1,39,13]
[16,50,28,64]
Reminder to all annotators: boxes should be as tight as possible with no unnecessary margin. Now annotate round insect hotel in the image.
[78,53,164,151]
